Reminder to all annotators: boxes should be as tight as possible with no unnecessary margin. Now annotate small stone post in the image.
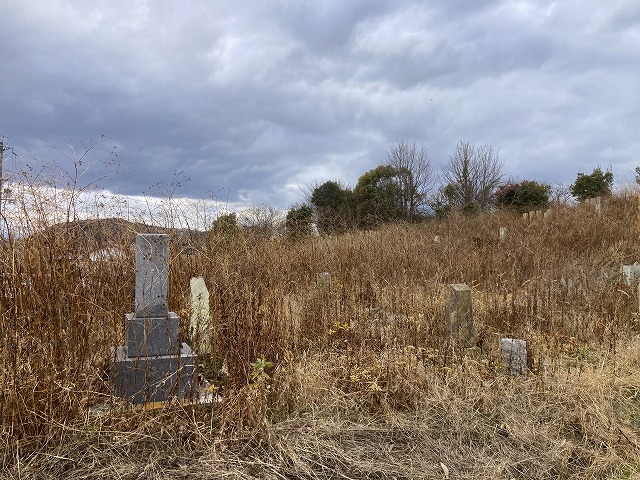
[317,272,331,287]
[499,227,507,241]
[500,338,527,375]
[445,284,474,348]
[622,264,640,287]
[594,196,602,215]
[190,276,211,354]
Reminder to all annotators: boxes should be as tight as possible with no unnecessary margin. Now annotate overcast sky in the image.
[1,0,639,211]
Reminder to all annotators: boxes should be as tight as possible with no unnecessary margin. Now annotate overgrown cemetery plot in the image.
[1,195,640,478]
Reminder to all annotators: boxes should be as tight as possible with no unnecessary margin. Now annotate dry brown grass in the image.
[1,192,640,478]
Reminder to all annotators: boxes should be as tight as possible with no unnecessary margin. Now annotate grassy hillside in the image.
[1,195,639,479]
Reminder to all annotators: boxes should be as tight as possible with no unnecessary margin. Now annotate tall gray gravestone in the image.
[112,234,198,404]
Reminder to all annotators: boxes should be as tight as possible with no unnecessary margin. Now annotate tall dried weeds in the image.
[1,184,639,478]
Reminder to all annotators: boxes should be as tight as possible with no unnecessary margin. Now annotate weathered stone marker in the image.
[500,338,527,375]
[190,276,210,354]
[317,272,331,287]
[113,234,197,404]
[445,284,474,348]
[622,263,640,287]
[585,196,603,215]
[499,227,507,241]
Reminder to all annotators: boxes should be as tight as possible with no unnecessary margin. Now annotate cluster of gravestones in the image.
[523,195,603,221]
[445,283,528,375]
[434,227,507,244]
[522,209,552,220]
[114,229,639,405]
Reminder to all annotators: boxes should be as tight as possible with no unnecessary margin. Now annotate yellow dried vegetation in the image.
[1,192,640,478]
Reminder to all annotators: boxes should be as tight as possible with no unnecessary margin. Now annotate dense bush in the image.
[495,180,551,213]
[571,167,613,201]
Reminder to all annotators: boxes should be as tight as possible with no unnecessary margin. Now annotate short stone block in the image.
[126,312,180,357]
[112,343,197,404]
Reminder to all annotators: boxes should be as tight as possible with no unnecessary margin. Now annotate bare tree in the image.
[443,141,503,213]
[386,140,436,221]
[239,204,285,238]
[550,182,573,205]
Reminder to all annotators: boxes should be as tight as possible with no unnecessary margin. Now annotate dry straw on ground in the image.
[1,187,640,478]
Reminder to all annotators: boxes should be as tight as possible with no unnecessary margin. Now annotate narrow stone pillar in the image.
[445,284,474,348]
[593,196,602,215]
[135,234,169,318]
[190,276,211,354]
[500,338,527,375]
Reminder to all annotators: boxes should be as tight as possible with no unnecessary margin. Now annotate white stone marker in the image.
[499,227,507,241]
[190,276,211,354]
[622,264,640,286]
[500,338,527,375]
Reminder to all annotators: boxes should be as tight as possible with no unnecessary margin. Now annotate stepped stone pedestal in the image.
[112,234,198,404]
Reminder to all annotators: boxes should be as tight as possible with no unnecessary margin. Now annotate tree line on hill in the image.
[212,139,615,239]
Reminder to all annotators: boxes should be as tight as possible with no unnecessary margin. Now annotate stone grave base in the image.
[112,343,198,404]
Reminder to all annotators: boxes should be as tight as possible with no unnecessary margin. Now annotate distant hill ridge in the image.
[42,217,205,252]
